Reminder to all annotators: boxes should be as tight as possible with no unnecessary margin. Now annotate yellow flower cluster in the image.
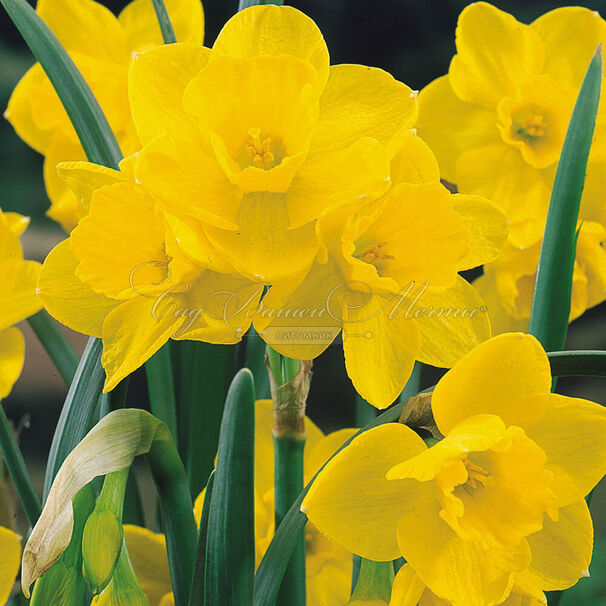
[13,3,508,407]
[417,3,606,333]
[303,333,606,606]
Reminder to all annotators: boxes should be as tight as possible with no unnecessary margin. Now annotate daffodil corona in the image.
[303,333,606,606]
[417,3,606,333]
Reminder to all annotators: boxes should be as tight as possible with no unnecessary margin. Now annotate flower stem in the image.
[27,309,78,386]
[0,402,40,525]
[266,349,311,606]
[150,0,176,44]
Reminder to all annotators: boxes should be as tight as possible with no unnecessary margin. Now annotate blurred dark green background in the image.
[1,1,605,603]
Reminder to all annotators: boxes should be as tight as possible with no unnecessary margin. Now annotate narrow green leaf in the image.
[547,350,606,377]
[205,369,255,606]
[239,0,283,10]
[145,344,178,443]
[244,331,270,399]
[151,0,177,44]
[253,350,603,604]
[350,559,394,602]
[0,402,41,525]
[43,337,105,500]
[27,310,79,386]
[183,342,236,496]
[529,46,602,351]
[189,471,215,606]
[1,0,121,168]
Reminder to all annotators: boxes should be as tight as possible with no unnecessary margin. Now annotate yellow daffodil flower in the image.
[124,400,356,606]
[0,210,42,398]
[416,2,606,332]
[37,161,261,391]
[128,4,416,284]
[302,333,606,606]
[389,564,546,606]
[255,132,508,408]
[0,526,22,604]
[5,0,204,231]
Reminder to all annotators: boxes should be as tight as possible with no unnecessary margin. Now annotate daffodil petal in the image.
[212,5,329,93]
[389,565,428,606]
[0,327,25,399]
[135,133,240,230]
[205,193,319,284]
[129,44,210,145]
[343,294,421,409]
[0,526,21,605]
[304,428,358,485]
[432,333,552,435]
[37,240,118,338]
[472,272,529,336]
[253,260,344,360]
[37,0,128,62]
[4,212,30,236]
[531,7,606,92]
[390,132,440,185]
[119,0,204,52]
[57,160,126,207]
[449,2,544,109]
[520,499,593,592]
[456,144,551,249]
[313,64,417,156]
[123,525,172,605]
[411,276,491,369]
[416,75,500,182]
[397,503,530,606]
[5,64,55,154]
[0,259,41,332]
[452,194,508,269]
[286,137,390,229]
[522,393,606,506]
[302,423,427,561]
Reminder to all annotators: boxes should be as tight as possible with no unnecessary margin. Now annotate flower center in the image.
[462,458,494,490]
[245,128,275,169]
[356,241,395,266]
[514,112,547,140]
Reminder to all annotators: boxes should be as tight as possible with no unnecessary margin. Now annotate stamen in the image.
[463,458,494,490]
[515,114,546,139]
[357,241,395,265]
[245,127,275,168]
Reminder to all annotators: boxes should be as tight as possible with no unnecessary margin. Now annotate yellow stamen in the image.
[245,127,275,168]
[463,458,494,490]
[515,113,546,139]
[357,241,395,265]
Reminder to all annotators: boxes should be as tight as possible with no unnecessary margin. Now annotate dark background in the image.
[1,1,605,602]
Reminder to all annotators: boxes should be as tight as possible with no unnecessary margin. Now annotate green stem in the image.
[547,350,606,376]
[0,402,40,525]
[245,331,270,399]
[27,310,79,386]
[350,559,394,602]
[355,395,376,427]
[146,426,198,606]
[274,435,306,606]
[145,344,178,442]
[238,0,283,9]
[151,0,176,44]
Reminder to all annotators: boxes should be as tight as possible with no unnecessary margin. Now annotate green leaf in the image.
[151,0,177,44]
[27,310,79,386]
[253,349,605,605]
[189,471,215,606]
[205,369,256,606]
[145,343,178,443]
[43,337,105,499]
[529,46,602,351]
[0,401,41,525]
[1,0,121,168]
[180,342,236,496]
[238,0,283,10]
